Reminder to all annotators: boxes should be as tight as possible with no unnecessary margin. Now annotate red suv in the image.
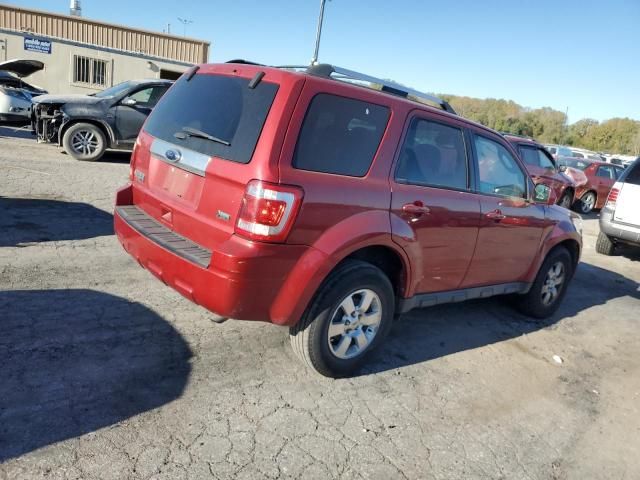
[114,62,582,377]
[504,135,580,209]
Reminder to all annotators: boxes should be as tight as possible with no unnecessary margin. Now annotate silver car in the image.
[597,157,640,255]
[0,59,46,124]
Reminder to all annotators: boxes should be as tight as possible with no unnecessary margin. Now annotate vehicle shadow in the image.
[0,289,192,462]
[0,196,113,247]
[361,261,639,376]
[0,125,33,140]
[99,150,132,164]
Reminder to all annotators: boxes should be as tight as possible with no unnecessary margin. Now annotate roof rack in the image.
[306,64,457,115]
[225,60,456,115]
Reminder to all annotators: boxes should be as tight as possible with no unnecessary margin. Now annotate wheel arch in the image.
[58,119,114,147]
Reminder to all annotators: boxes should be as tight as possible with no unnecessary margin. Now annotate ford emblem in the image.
[165,149,181,162]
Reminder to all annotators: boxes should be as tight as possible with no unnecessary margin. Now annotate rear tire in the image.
[289,260,395,377]
[575,191,596,214]
[515,247,573,319]
[62,122,107,161]
[596,231,615,256]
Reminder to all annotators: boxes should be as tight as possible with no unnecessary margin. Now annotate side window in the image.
[537,149,556,169]
[474,135,527,198]
[128,86,169,107]
[518,146,540,166]
[395,118,467,190]
[292,94,390,177]
[596,165,614,179]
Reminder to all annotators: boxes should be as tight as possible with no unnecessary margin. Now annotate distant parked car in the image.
[0,59,47,125]
[504,135,578,209]
[545,144,573,160]
[557,157,625,213]
[32,79,173,161]
[597,158,640,255]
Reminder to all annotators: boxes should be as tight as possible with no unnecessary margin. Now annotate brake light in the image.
[235,180,303,242]
[605,187,619,208]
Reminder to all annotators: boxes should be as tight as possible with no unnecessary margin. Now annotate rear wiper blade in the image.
[174,127,230,146]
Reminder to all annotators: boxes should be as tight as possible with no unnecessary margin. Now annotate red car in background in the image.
[556,158,625,213]
[504,135,584,209]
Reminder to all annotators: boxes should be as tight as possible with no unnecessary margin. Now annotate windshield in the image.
[94,81,135,98]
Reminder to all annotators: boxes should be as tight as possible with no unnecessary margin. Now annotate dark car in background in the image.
[32,79,172,161]
[556,157,625,213]
[504,134,580,209]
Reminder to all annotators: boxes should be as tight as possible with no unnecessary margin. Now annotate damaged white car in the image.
[0,59,47,125]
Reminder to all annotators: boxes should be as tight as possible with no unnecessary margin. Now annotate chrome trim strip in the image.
[150,137,211,177]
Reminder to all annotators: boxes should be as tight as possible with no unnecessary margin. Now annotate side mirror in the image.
[121,97,137,106]
[558,165,567,173]
[534,183,557,205]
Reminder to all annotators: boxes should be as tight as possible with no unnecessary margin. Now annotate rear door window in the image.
[292,94,390,177]
[143,73,279,164]
[395,118,468,190]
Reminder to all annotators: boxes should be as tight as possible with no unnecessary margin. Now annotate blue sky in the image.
[10,0,639,123]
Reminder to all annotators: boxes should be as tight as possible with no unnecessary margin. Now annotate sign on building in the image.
[24,37,52,54]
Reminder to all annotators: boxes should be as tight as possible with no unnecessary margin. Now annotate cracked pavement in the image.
[1,126,639,479]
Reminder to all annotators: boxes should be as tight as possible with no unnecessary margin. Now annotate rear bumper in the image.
[600,209,640,246]
[114,185,314,324]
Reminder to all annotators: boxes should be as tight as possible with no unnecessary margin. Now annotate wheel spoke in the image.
[354,330,369,350]
[340,296,356,316]
[361,310,381,326]
[334,336,351,357]
[328,321,346,338]
[359,290,376,312]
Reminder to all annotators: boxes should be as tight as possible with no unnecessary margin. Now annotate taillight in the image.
[605,187,620,209]
[129,138,140,181]
[235,180,303,243]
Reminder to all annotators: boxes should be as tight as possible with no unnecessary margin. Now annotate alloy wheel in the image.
[71,130,99,155]
[327,289,382,360]
[541,261,565,306]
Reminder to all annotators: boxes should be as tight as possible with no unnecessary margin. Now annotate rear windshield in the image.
[144,73,279,164]
[624,161,640,185]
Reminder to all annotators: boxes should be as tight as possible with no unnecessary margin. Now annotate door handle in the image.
[485,209,506,221]
[402,201,430,215]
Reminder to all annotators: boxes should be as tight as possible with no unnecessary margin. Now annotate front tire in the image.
[515,247,573,319]
[289,260,395,377]
[558,191,572,209]
[596,231,615,255]
[62,122,107,161]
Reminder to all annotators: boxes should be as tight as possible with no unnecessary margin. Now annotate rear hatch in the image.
[613,163,640,226]
[129,64,303,251]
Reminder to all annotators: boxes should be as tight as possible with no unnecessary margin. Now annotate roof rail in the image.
[224,60,456,114]
[500,131,534,140]
[306,64,457,115]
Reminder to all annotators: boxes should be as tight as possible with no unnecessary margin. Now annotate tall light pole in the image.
[311,0,330,65]
[177,17,193,38]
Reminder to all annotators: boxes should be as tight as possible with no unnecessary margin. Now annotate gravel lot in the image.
[1,125,639,480]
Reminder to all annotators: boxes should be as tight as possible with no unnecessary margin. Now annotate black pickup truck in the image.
[32,79,172,161]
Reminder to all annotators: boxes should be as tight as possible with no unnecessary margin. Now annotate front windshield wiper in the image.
[174,127,231,146]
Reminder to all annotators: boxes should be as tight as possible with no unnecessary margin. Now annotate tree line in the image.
[439,94,640,156]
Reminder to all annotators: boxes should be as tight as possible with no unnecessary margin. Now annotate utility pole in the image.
[311,0,330,65]
[177,17,193,38]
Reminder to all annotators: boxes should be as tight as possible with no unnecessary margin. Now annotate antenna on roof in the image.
[69,0,81,17]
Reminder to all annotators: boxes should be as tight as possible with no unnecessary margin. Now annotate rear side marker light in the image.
[235,180,303,243]
[605,187,619,208]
